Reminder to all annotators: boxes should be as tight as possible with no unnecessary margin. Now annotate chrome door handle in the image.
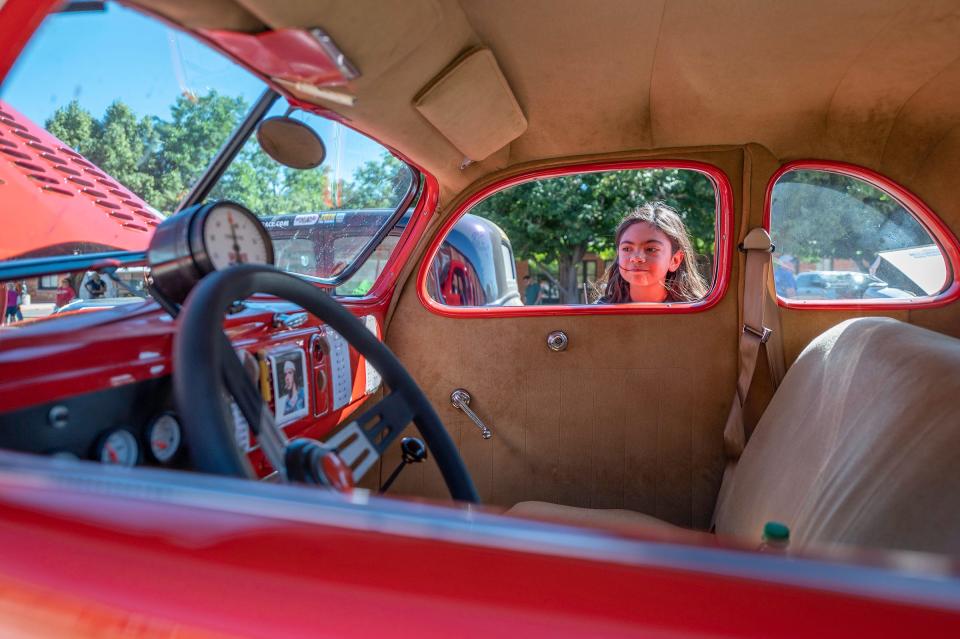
[450,389,492,439]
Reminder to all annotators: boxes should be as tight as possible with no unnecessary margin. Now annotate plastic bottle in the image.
[759,520,790,552]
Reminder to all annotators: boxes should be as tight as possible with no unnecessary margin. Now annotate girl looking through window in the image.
[596,203,708,303]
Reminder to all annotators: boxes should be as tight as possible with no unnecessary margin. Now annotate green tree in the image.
[148,91,248,212]
[340,153,412,209]
[771,171,929,271]
[45,92,248,215]
[92,101,159,204]
[472,169,716,303]
[46,100,99,158]
[212,144,285,212]
[282,164,331,212]
[213,141,332,214]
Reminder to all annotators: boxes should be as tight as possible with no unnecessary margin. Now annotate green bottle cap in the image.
[763,521,790,541]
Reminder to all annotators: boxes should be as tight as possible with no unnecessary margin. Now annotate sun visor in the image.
[414,49,527,162]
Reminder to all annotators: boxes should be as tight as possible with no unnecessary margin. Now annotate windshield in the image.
[212,100,415,284]
[0,2,414,324]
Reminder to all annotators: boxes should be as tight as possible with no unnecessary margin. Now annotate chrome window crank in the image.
[450,389,492,439]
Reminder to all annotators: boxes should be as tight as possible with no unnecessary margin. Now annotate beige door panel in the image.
[384,293,738,528]
[380,147,747,528]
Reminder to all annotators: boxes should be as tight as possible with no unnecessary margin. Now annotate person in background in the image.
[4,283,19,325]
[773,254,797,298]
[55,277,76,311]
[14,282,25,321]
[523,273,545,305]
[84,272,107,299]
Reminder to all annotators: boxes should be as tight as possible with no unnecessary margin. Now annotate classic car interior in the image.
[3,0,960,583]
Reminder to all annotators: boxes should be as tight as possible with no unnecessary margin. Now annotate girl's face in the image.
[617,222,683,290]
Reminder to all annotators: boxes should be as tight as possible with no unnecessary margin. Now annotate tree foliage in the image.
[340,153,412,209]
[471,169,716,302]
[771,171,929,270]
[44,95,408,220]
[46,92,244,213]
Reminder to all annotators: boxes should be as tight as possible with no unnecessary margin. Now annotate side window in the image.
[769,167,954,303]
[423,166,724,309]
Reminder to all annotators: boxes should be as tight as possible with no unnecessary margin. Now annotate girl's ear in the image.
[668,250,684,273]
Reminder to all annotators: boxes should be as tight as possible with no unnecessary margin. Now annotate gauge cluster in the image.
[148,201,275,305]
[0,377,188,470]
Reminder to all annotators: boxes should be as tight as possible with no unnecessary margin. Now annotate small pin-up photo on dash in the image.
[269,348,310,426]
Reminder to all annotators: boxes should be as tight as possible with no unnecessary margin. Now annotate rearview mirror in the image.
[256,116,326,170]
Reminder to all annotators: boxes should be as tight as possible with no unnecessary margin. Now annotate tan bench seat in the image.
[508,317,960,555]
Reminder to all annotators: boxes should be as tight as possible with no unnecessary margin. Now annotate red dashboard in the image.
[0,296,386,477]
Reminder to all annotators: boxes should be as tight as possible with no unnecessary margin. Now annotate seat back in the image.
[714,317,960,554]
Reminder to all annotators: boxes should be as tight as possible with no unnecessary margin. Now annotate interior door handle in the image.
[450,389,492,439]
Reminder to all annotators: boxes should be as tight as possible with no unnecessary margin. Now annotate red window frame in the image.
[764,160,960,311]
[416,159,735,318]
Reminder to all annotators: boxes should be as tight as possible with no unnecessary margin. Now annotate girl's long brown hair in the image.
[596,202,709,303]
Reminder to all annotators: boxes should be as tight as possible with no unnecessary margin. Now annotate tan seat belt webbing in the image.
[763,278,786,389]
[722,227,775,460]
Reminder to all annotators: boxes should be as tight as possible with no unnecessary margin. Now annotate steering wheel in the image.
[171,264,479,503]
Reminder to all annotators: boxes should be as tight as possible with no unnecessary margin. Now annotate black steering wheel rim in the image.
[172,264,479,503]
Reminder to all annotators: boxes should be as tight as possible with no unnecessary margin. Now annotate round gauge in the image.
[200,203,273,270]
[97,429,139,467]
[147,412,182,464]
[147,201,275,304]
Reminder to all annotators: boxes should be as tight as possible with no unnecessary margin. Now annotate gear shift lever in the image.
[379,437,427,493]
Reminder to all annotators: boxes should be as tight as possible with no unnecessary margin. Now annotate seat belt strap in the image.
[723,228,775,459]
[763,278,786,389]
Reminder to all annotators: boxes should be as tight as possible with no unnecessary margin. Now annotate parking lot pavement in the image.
[20,303,55,319]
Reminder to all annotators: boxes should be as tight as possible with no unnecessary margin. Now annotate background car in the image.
[265,210,521,306]
[794,270,912,300]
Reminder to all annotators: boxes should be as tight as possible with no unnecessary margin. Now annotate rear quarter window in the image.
[767,162,960,308]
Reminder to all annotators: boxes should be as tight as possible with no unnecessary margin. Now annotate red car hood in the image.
[0,100,162,260]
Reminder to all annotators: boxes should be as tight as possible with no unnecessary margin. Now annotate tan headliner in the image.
[134,0,960,208]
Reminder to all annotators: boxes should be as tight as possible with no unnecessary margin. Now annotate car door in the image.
[381,148,751,529]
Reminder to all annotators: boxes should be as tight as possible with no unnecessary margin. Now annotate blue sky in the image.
[0,2,379,181]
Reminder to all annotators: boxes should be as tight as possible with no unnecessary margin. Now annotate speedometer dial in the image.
[201,203,272,270]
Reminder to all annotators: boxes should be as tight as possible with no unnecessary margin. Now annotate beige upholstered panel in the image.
[508,500,680,532]
[414,48,527,161]
[382,148,744,529]
[779,309,908,366]
[715,317,960,555]
[386,298,737,529]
